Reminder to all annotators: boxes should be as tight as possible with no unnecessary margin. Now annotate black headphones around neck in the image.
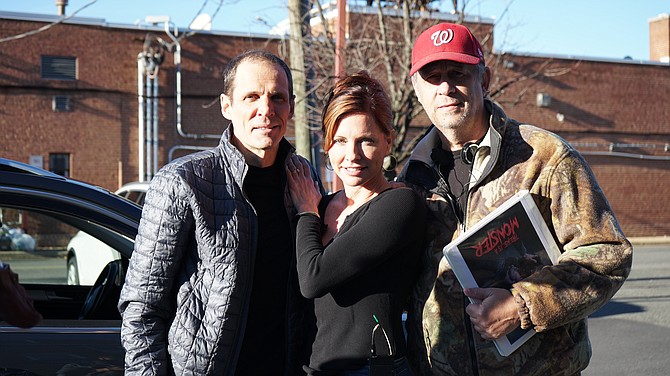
[431,142,480,167]
[461,142,479,165]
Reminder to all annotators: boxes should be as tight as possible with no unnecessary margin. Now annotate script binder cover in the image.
[443,190,561,357]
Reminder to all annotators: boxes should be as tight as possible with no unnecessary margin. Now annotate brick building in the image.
[311,4,670,237]
[0,11,286,188]
[0,7,669,237]
[493,53,670,237]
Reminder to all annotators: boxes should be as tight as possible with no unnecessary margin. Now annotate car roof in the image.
[0,158,141,243]
[115,181,150,194]
[0,158,63,178]
[115,181,151,206]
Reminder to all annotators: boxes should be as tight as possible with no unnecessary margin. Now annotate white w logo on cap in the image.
[430,29,454,47]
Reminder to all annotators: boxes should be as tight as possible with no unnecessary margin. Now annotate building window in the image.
[41,56,77,80]
[49,153,70,177]
[52,96,71,112]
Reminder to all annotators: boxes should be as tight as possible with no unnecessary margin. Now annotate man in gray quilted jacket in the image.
[119,50,318,375]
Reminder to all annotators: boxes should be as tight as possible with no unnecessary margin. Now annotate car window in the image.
[124,190,146,206]
[0,206,122,286]
[116,183,148,206]
[0,206,127,374]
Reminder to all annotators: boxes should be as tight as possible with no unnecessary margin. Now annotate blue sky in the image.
[2,0,667,61]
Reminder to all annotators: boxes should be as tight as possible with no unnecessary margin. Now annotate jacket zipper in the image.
[282,158,294,376]
[463,296,480,376]
[228,174,258,375]
[431,161,479,374]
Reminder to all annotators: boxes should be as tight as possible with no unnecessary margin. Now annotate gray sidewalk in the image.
[585,243,670,376]
[627,236,670,245]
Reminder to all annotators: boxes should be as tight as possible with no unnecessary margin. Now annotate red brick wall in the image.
[490,55,670,237]
[0,18,285,190]
[1,15,668,237]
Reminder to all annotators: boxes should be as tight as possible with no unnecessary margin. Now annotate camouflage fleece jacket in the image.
[398,99,632,376]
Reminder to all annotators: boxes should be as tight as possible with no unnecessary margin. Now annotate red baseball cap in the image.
[410,23,485,76]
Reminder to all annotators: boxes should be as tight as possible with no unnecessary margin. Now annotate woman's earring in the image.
[325,157,333,171]
[383,154,397,172]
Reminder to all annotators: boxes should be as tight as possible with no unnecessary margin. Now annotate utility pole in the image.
[330,0,347,192]
[335,0,346,81]
[288,0,312,161]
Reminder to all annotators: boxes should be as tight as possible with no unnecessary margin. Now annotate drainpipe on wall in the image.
[145,59,154,180]
[160,21,220,140]
[152,68,159,178]
[137,49,162,182]
[168,145,212,162]
[137,54,145,182]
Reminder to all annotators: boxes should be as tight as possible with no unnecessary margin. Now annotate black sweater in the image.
[296,187,426,375]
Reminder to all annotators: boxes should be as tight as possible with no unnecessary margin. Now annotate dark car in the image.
[0,158,141,375]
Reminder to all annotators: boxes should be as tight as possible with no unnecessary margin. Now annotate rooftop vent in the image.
[55,0,68,16]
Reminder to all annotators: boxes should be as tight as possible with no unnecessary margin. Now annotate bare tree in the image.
[306,0,443,179]
[291,0,575,178]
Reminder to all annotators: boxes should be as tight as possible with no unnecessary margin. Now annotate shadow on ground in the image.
[590,300,644,318]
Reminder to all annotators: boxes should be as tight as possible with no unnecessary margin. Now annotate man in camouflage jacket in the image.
[398,23,632,376]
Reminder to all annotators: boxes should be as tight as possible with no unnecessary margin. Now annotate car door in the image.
[0,172,140,375]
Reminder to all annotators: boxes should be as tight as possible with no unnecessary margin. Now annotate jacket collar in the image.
[409,125,442,167]
[218,124,295,184]
[409,99,505,156]
[406,99,509,185]
[470,99,507,184]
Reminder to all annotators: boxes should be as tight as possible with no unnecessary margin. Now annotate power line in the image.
[179,0,225,40]
[0,0,98,43]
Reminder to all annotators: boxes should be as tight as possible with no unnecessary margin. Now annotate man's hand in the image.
[463,287,520,340]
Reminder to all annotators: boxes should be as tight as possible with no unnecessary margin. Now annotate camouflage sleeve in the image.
[511,150,633,332]
[511,287,532,330]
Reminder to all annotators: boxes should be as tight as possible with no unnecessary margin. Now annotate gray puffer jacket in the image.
[119,126,312,375]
